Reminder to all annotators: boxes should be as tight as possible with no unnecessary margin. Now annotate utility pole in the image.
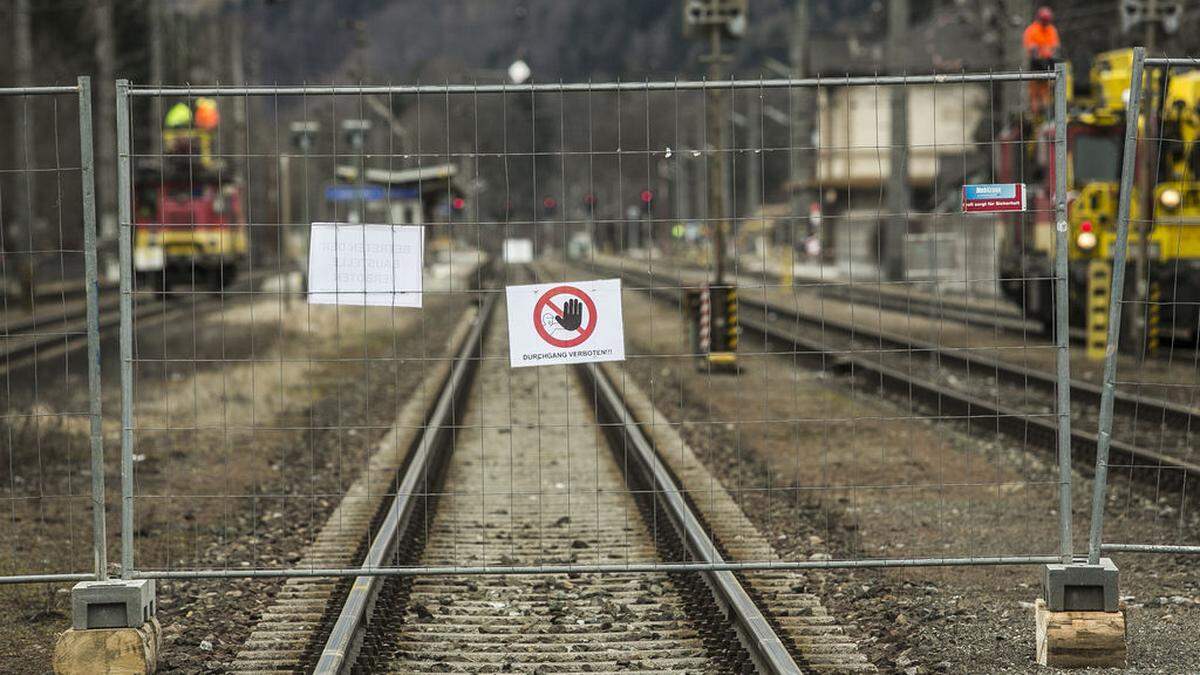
[884,0,911,281]
[788,0,815,253]
[1123,0,1186,353]
[684,0,746,371]
[150,0,164,84]
[675,130,690,225]
[704,26,731,285]
[1134,0,1158,356]
[92,0,118,279]
[1005,0,1032,122]
[229,1,247,124]
[12,0,34,306]
[745,94,760,222]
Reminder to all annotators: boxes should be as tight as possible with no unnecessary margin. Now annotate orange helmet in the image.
[194,98,220,130]
[1036,7,1054,23]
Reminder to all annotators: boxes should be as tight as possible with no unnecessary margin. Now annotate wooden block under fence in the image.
[1035,598,1126,668]
[53,618,160,674]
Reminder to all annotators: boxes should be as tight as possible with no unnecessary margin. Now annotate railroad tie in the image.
[603,361,877,672]
[226,312,475,673]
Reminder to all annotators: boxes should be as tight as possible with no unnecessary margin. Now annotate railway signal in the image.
[685,0,744,372]
[341,119,372,222]
[682,0,747,38]
[283,121,321,270]
[289,120,319,152]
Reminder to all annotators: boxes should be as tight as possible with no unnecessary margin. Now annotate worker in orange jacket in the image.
[1023,7,1061,116]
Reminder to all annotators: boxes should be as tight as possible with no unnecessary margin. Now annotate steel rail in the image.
[578,360,801,674]
[314,291,496,675]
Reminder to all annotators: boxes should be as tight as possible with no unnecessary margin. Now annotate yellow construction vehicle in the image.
[998,48,1200,350]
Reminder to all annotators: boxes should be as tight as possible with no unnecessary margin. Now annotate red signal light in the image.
[543,196,557,210]
[452,197,466,210]
[1080,220,1093,233]
[640,189,654,203]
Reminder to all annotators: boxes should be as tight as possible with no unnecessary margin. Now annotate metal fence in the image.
[107,68,1080,584]
[1092,50,1200,561]
[0,79,104,585]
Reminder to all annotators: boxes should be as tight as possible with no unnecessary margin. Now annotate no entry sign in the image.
[506,279,625,368]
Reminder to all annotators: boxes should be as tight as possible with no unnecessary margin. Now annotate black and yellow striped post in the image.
[687,284,739,372]
[1086,260,1112,361]
[706,284,739,371]
[1147,280,1161,356]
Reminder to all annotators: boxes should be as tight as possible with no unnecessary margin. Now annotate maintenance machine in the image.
[998,49,1200,352]
[132,101,249,293]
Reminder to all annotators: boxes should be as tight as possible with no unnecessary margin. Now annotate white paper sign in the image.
[502,238,534,264]
[505,278,625,368]
[307,223,423,307]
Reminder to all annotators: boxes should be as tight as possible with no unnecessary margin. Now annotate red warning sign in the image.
[506,279,625,368]
[533,285,597,348]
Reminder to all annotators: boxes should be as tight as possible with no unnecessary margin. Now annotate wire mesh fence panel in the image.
[0,81,104,585]
[116,70,1077,581]
[1089,53,1200,560]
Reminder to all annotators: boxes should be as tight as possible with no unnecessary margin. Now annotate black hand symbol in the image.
[555,298,583,331]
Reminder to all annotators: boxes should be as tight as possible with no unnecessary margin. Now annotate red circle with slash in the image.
[533,285,598,348]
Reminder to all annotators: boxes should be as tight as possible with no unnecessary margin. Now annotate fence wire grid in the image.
[110,69,1085,582]
[0,79,104,585]
[1092,51,1200,561]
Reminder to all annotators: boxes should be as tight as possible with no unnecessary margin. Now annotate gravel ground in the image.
[550,258,1200,673]
[0,275,472,673]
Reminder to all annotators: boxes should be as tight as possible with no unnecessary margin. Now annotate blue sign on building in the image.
[324,185,421,202]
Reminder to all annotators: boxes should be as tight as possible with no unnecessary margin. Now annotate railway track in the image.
[725,259,1045,339]
[707,258,1200,350]
[0,269,278,375]
[581,257,1200,502]
[231,273,874,673]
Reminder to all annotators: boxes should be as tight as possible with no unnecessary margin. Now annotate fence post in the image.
[58,80,155,660]
[1088,48,1147,566]
[78,75,107,582]
[1051,62,1073,565]
[116,78,136,579]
